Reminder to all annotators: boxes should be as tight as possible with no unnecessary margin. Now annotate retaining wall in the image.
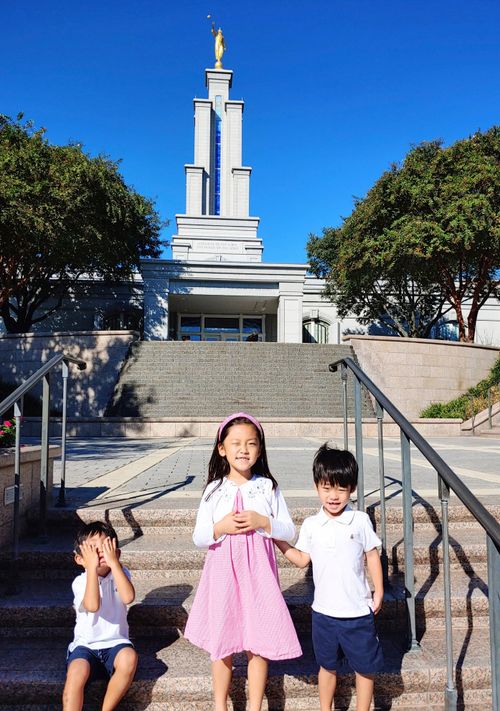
[0,331,138,418]
[0,445,60,548]
[348,335,500,420]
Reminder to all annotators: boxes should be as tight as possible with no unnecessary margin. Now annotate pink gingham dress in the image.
[184,488,302,661]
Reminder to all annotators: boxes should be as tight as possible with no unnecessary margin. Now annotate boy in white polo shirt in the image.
[275,445,383,711]
[62,521,138,711]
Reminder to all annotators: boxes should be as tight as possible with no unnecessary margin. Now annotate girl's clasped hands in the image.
[214,509,270,537]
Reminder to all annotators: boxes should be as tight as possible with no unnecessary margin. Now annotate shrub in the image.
[420,356,500,419]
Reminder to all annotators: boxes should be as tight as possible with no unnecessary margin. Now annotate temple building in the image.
[6,54,498,344]
[140,64,341,343]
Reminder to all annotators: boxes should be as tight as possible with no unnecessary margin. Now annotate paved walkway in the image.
[50,435,500,510]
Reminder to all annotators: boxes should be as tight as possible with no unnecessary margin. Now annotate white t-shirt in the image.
[295,505,381,618]
[192,475,295,548]
[68,567,132,652]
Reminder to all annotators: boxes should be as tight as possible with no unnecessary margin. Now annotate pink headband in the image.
[218,412,263,441]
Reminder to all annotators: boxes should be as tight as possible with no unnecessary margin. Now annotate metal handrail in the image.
[330,356,500,711]
[469,381,500,434]
[0,354,86,416]
[0,352,86,593]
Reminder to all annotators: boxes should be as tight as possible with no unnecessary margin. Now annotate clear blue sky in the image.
[3,0,499,263]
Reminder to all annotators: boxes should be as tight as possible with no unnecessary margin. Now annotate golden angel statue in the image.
[211,22,226,68]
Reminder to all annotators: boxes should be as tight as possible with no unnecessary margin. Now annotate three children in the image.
[63,417,383,711]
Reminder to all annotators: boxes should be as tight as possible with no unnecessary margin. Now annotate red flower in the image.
[3,421,12,428]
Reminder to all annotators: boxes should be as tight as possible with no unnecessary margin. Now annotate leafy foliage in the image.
[307,127,500,341]
[0,114,165,332]
[420,356,500,419]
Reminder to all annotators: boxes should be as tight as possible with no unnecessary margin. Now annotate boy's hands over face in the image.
[79,540,100,571]
[101,536,120,568]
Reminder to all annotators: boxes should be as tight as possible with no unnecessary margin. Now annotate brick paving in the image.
[49,435,500,510]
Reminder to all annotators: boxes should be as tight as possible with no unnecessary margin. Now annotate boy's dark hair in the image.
[313,444,358,490]
[74,521,118,555]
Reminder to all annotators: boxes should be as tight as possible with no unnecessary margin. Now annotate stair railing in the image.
[330,356,500,711]
[469,381,500,434]
[0,353,86,590]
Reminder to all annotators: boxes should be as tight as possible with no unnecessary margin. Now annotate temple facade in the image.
[141,65,342,343]
[5,61,498,345]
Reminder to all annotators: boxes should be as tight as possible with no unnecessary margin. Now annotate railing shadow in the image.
[371,486,489,709]
[411,496,488,708]
[84,583,190,710]
[269,555,406,709]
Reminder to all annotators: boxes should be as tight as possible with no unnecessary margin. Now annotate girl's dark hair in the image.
[74,521,118,555]
[205,416,277,500]
[313,444,358,490]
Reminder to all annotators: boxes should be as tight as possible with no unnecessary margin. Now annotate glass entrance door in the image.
[178,315,264,341]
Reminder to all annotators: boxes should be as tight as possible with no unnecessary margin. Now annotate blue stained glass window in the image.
[214,95,222,215]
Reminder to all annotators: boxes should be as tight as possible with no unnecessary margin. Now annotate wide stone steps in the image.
[0,567,489,639]
[0,503,493,709]
[0,627,492,710]
[44,501,500,531]
[478,425,500,437]
[105,342,373,419]
[1,524,490,575]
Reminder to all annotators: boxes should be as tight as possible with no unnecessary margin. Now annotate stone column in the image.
[193,98,212,213]
[232,167,251,217]
[277,282,304,343]
[225,100,244,215]
[205,68,232,102]
[142,265,170,340]
[185,165,205,215]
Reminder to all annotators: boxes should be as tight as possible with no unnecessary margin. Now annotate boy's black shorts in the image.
[312,609,384,674]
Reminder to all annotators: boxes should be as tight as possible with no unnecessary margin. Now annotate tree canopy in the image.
[0,114,165,333]
[307,126,500,341]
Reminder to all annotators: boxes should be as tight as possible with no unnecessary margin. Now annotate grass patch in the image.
[420,356,500,420]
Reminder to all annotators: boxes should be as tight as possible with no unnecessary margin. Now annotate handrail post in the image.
[400,429,418,651]
[57,361,69,507]
[341,363,348,450]
[354,375,364,511]
[470,395,475,435]
[487,535,500,711]
[7,398,23,595]
[488,386,492,429]
[39,373,50,542]
[375,401,389,585]
[438,475,458,709]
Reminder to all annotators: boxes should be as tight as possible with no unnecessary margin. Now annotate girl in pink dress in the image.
[184,412,302,711]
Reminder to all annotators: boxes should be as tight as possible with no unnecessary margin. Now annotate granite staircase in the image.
[0,501,494,710]
[105,342,373,419]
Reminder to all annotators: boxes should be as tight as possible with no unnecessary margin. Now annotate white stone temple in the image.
[6,58,499,346]
[141,65,343,344]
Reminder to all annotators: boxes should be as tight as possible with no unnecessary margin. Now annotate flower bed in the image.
[0,419,16,448]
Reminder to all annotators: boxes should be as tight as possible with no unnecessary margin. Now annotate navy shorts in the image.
[66,643,134,680]
[312,609,384,674]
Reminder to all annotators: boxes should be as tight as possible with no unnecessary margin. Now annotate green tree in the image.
[0,114,165,333]
[308,127,500,341]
